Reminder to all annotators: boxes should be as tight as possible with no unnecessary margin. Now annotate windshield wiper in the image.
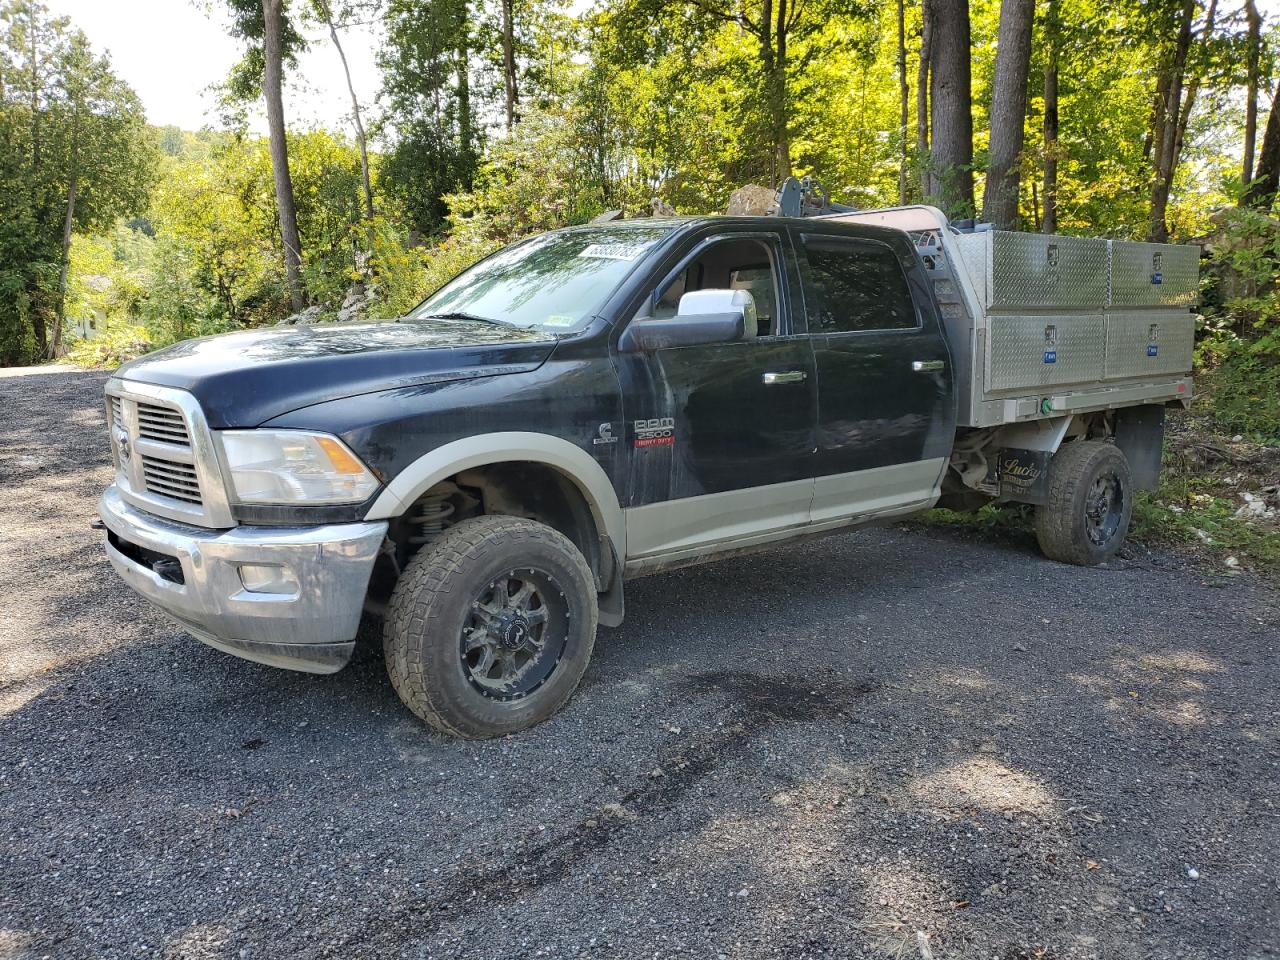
[407,310,511,326]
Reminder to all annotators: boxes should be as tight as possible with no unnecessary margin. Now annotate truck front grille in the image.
[104,381,233,528]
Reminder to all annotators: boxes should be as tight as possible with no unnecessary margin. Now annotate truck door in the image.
[614,229,818,562]
[793,228,955,523]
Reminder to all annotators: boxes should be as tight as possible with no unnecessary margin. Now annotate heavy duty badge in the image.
[633,417,675,448]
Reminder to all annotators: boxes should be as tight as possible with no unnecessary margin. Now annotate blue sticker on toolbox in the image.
[1043,350,1057,364]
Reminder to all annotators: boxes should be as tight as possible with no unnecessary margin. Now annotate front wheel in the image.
[384,515,598,738]
[1034,440,1134,566]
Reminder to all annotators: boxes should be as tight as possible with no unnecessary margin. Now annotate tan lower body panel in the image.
[623,457,946,573]
[810,457,947,525]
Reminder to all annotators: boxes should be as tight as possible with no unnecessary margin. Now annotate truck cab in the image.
[98,211,1191,738]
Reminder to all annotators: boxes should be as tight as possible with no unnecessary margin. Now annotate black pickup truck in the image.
[99,213,1185,737]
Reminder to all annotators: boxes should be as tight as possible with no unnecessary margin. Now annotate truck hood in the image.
[115,319,558,427]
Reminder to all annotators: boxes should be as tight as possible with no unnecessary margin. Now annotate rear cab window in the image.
[798,234,918,334]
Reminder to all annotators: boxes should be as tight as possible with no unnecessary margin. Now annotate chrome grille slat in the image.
[135,400,191,446]
[139,428,189,443]
[142,481,202,503]
[142,461,199,484]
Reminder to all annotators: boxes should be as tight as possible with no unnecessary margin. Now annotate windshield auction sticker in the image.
[578,242,649,261]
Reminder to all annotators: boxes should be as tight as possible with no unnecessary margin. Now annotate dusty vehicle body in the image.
[98,206,1198,736]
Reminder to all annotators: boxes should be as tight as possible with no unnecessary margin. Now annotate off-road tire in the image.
[1034,440,1133,566]
[384,515,598,738]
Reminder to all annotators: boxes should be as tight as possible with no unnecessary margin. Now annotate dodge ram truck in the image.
[98,206,1198,737]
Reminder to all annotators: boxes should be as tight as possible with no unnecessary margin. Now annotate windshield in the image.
[407,226,674,333]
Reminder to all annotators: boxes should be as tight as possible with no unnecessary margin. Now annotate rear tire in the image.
[384,515,598,738]
[1034,440,1133,566]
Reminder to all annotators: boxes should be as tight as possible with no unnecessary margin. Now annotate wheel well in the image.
[368,462,613,612]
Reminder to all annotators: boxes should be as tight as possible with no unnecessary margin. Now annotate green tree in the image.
[379,0,482,237]
[0,0,151,362]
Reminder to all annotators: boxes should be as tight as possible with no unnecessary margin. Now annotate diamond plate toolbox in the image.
[1108,241,1199,307]
[986,314,1107,392]
[1104,309,1194,379]
[953,231,1108,309]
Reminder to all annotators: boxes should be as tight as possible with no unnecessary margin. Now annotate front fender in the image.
[364,431,626,559]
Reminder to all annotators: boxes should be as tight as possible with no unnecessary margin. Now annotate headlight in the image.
[219,430,380,505]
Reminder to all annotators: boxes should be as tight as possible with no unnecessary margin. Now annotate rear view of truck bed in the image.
[831,206,1198,428]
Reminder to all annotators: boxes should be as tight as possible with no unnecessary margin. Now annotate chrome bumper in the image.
[98,484,387,674]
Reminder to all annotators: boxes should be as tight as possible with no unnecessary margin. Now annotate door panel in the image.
[797,230,955,517]
[614,231,818,559]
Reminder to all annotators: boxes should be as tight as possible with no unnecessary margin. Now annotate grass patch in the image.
[919,416,1280,582]
[1132,475,1280,581]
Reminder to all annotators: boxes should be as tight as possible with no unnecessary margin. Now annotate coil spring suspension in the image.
[408,493,456,545]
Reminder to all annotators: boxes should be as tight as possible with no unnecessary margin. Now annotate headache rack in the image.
[825,205,1199,428]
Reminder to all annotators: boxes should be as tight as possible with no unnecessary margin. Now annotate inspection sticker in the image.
[578,243,648,261]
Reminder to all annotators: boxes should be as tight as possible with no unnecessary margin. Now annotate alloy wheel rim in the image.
[1084,472,1124,546]
[460,569,568,701]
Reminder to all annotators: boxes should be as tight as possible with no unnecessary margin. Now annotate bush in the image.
[65,315,152,368]
[365,217,500,319]
[1194,334,1280,442]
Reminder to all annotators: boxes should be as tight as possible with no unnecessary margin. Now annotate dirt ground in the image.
[1,366,1278,960]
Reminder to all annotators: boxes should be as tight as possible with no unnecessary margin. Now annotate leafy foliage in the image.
[0,0,153,363]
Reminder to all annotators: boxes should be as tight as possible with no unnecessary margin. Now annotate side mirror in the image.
[619,289,756,353]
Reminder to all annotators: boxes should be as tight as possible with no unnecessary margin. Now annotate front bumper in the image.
[99,484,387,674]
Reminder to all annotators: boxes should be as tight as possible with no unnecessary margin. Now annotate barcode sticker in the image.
[579,243,648,261]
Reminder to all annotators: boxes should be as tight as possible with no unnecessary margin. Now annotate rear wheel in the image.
[1034,440,1133,566]
[384,515,598,738]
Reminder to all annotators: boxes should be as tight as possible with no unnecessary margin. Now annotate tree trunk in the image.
[1148,0,1194,243]
[315,0,373,219]
[1169,0,1217,191]
[456,34,473,181]
[927,0,974,216]
[772,0,790,179]
[1042,0,1059,233]
[982,0,1034,229]
[916,0,932,197]
[1244,78,1280,210]
[500,0,519,132]
[51,102,80,360]
[1242,0,1261,190]
[896,0,909,203]
[28,5,45,357]
[262,0,305,312]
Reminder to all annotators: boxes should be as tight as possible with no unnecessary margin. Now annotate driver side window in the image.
[644,237,783,337]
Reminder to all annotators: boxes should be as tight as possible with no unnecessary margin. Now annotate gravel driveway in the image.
[2,366,1278,960]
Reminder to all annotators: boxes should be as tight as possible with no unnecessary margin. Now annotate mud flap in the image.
[597,536,625,628]
[1113,404,1165,490]
[995,448,1052,505]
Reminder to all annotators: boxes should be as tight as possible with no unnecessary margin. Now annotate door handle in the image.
[763,371,807,385]
[911,360,945,372]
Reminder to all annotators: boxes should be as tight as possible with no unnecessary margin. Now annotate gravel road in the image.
[2,366,1278,960]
